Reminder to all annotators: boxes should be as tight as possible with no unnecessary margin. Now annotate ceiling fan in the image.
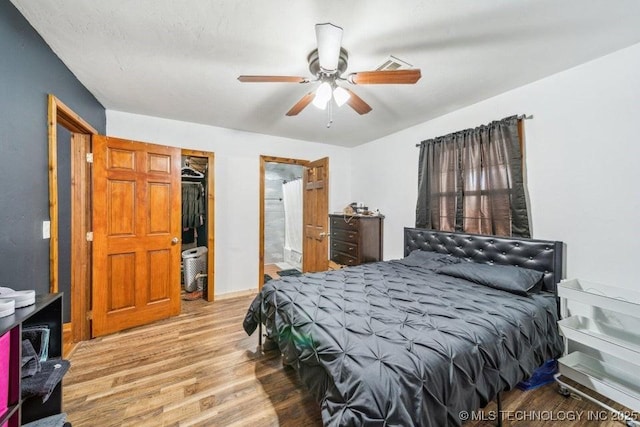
[237,23,421,124]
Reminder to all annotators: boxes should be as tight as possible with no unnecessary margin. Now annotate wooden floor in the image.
[264,264,282,280]
[64,295,631,427]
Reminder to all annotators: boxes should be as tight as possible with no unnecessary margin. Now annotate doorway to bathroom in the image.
[262,159,304,283]
[259,155,329,289]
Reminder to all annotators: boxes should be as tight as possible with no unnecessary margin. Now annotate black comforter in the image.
[244,260,562,426]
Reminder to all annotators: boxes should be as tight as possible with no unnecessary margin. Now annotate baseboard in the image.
[214,289,257,301]
[63,322,75,358]
[63,322,72,341]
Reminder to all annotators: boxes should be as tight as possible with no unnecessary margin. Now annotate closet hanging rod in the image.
[181,166,204,178]
[181,181,202,185]
[414,115,534,147]
[266,197,283,201]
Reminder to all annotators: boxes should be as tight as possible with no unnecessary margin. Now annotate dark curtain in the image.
[416,115,530,238]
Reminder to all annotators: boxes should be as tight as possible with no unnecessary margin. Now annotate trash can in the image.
[182,246,207,292]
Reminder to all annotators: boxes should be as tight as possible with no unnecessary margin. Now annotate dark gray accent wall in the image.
[0,2,106,321]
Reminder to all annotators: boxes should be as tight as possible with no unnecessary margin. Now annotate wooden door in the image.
[92,135,181,337]
[302,157,329,272]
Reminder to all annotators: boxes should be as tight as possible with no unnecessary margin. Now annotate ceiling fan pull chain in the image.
[327,99,333,128]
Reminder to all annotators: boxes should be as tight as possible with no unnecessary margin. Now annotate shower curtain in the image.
[282,179,303,270]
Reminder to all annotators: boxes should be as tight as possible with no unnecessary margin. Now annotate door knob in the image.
[171,237,179,245]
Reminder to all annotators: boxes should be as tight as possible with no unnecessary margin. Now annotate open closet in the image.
[180,152,215,302]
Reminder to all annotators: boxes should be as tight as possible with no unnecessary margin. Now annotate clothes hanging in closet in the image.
[182,182,205,229]
[182,227,195,244]
[196,222,207,247]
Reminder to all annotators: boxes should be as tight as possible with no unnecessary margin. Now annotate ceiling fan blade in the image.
[286,92,315,116]
[348,69,422,85]
[315,23,343,72]
[345,89,372,115]
[238,75,308,83]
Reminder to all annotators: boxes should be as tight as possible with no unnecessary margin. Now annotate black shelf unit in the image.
[0,293,63,426]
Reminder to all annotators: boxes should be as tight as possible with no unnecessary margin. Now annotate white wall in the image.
[106,111,352,296]
[352,43,640,290]
[107,42,640,295]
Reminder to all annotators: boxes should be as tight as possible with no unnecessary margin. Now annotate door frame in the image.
[259,155,309,289]
[181,149,216,302]
[47,94,98,342]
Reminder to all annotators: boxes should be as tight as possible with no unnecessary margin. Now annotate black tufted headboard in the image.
[404,228,565,293]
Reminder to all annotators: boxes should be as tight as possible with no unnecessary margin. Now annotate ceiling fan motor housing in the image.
[308,48,349,78]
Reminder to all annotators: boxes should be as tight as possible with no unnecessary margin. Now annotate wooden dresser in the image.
[329,214,384,267]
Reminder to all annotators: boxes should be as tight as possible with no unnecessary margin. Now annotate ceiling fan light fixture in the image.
[238,23,421,120]
[315,23,343,72]
[333,86,350,107]
[312,82,332,109]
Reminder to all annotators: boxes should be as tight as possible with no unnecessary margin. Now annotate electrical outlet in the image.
[42,220,50,239]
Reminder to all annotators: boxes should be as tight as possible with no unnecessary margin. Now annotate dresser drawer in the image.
[330,250,358,267]
[331,228,358,243]
[330,216,359,231]
[331,239,358,256]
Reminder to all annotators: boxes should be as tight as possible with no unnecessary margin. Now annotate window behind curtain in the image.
[416,115,530,238]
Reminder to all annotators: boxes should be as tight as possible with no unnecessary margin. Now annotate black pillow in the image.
[396,250,462,269]
[435,262,544,296]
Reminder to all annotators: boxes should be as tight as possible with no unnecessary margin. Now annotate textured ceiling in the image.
[11,0,640,147]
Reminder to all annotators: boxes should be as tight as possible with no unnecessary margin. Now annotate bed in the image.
[244,228,564,426]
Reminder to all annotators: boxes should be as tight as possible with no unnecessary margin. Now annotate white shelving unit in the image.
[556,279,640,427]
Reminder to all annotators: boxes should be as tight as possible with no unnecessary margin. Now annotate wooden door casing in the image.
[70,133,92,342]
[302,157,329,272]
[48,95,99,344]
[92,136,181,337]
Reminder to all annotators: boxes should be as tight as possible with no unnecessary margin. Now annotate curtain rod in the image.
[415,115,533,147]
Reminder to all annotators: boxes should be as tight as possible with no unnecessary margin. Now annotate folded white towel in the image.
[0,287,36,308]
[0,299,14,318]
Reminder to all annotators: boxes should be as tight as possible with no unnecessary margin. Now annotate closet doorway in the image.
[259,156,329,289]
[180,150,215,303]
